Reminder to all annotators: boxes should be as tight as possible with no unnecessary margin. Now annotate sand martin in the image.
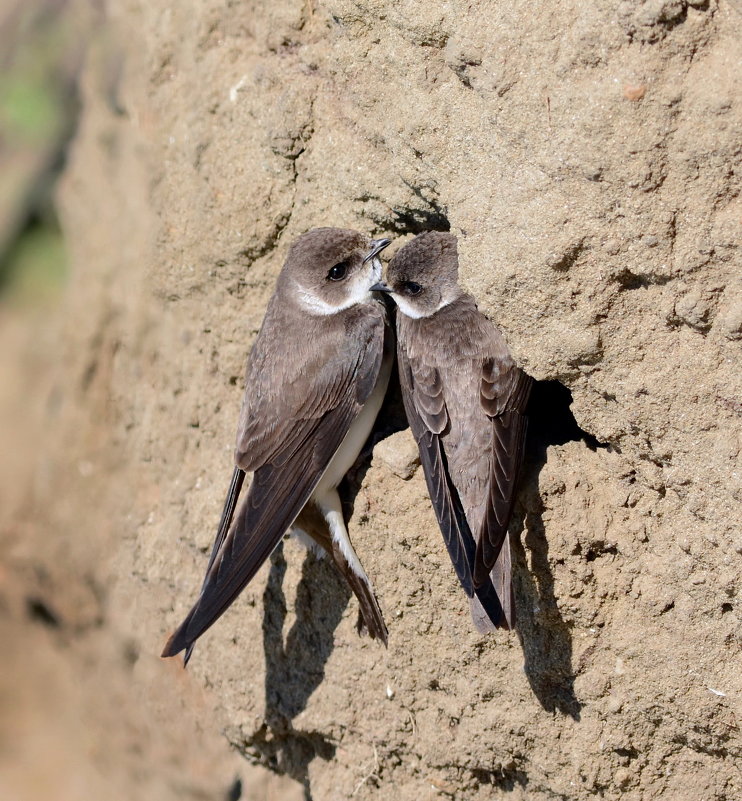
[162,228,393,661]
[374,232,532,631]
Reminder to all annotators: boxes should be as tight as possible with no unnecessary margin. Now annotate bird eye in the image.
[403,281,423,296]
[327,261,350,281]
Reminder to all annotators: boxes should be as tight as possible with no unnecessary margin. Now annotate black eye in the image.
[327,261,350,281]
[403,281,423,296]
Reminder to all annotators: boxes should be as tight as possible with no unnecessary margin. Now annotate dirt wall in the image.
[3,1,740,799]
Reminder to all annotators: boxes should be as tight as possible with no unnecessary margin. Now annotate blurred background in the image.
[0,0,77,307]
[0,3,298,799]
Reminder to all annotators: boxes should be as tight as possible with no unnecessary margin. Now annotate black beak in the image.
[370,281,393,293]
[363,237,391,264]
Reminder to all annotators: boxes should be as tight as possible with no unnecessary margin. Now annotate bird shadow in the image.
[511,380,605,720]
[512,381,604,720]
[511,498,581,720]
[259,543,349,797]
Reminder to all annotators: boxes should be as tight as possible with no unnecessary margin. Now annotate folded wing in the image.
[397,341,477,597]
[473,357,532,600]
[162,310,385,658]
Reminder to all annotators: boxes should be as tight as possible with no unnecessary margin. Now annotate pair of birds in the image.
[162,228,532,662]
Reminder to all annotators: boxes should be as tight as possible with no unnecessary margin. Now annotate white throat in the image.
[294,284,363,315]
[394,294,452,320]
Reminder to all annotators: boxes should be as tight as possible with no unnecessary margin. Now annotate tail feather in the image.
[298,503,388,645]
[339,555,389,646]
[468,534,514,632]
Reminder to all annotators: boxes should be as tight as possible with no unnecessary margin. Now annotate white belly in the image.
[314,349,393,494]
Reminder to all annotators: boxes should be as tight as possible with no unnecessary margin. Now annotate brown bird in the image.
[162,228,393,662]
[373,232,532,631]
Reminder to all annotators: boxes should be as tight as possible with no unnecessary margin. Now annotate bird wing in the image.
[162,307,386,658]
[473,356,532,589]
[397,338,476,597]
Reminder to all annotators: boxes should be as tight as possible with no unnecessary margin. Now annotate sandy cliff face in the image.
[3,1,740,799]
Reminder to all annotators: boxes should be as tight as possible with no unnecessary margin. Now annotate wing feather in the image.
[473,368,532,588]
[397,339,476,596]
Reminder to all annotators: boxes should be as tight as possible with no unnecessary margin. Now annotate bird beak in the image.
[370,281,393,294]
[363,238,391,264]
